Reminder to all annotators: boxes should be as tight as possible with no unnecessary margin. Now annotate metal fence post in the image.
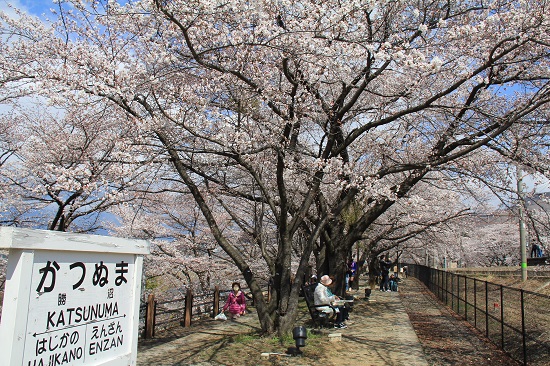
[485,281,489,338]
[437,271,443,300]
[451,273,455,311]
[442,270,445,303]
[521,289,527,365]
[432,267,436,296]
[445,270,449,306]
[459,275,462,315]
[500,285,504,350]
[474,278,477,329]
[464,277,468,321]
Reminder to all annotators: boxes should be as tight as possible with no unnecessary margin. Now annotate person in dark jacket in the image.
[379,256,391,292]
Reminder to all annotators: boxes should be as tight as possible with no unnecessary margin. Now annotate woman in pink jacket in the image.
[223,282,246,319]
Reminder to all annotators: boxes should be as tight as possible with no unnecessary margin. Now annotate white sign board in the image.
[0,227,150,366]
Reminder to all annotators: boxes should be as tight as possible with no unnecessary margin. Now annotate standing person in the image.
[347,259,358,291]
[379,256,391,292]
[531,244,543,258]
[223,282,246,320]
[314,275,349,329]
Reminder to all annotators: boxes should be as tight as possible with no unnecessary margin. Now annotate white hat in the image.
[320,275,332,286]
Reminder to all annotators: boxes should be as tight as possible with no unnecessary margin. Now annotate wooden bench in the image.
[527,257,549,266]
[301,283,337,328]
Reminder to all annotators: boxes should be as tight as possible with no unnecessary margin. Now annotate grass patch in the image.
[230,328,323,353]
[210,329,325,365]
[232,333,261,344]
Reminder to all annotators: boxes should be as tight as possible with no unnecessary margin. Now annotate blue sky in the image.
[1,0,63,18]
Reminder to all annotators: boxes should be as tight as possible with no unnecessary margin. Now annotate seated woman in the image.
[223,282,246,320]
[314,275,349,329]
[389,274,398,292]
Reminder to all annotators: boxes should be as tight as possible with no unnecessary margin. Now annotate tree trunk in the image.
[352,271,361,290]
[276,300,300,337]
[316,235,329,276]
[368,257,379,290]
[328,249,348,296]
[315,239,329,279]
[248,285,276,334]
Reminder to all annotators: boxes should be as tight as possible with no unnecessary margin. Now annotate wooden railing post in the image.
[153,299,157,336]
[212,286,220,318]
[183,288,193,327]
[144,294,155,339]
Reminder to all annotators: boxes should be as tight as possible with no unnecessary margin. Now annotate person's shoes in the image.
[334,323,347,329]
[386,289,391,292]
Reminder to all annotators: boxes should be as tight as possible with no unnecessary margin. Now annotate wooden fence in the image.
[140,284,269,339]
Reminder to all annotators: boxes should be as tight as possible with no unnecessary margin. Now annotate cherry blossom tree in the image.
[0,106,35,225]
[400,181,550,269]
[1,0,549,334]
[417,213,520,268]
[348,177,471,283]
[109,190,261,296]
[0,101,152,231]
[0,112,19,168]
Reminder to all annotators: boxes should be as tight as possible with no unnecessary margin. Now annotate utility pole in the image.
[517,166,528,281]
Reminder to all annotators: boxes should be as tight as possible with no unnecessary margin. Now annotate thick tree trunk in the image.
[368,257,379,290]
[276,301,300,337]
[248,286,276,333]
[316,235,329,276]
[327,247,348,296]
[352,271,361,290]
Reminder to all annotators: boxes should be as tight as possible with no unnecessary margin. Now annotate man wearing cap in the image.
[314,275,349,329]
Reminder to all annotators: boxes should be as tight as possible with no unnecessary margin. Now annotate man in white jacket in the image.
[314,275,349,328]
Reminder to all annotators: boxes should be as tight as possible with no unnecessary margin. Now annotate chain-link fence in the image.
[407,264,550,366]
